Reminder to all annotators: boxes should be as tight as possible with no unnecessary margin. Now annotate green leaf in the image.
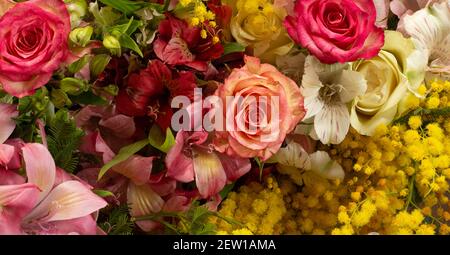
[70,90,108,106]
[148,125,175,153]
[119,33,144,57]
[47,109,84,173]
[111,17,142,35]
[98,139,149,180]
[99,204,135,235]
[99,0,147,15]
[68,55,91,74]
[223,42,246,55]
[219,183,235,199]
[93,189,116,198]
[90,54,112,78]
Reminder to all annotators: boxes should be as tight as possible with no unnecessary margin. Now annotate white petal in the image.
[338,70,367,103]
[309,151,345,180]
[314,104,350,145]
[273,142,311,170]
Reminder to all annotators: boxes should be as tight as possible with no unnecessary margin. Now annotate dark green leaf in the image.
[99,0,147,15]
[219,183,235,199]
[223,42,246,55]
[70,91,108,106]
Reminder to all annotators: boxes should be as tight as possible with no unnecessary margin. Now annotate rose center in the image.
[327,11,343,25]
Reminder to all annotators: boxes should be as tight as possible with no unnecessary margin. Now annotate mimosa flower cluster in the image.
[0,0,449,235]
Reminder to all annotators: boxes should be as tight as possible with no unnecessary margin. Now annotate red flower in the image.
[116,60,197,131]
[153,15,224,72]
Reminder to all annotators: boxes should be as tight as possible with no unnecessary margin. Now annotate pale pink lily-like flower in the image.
[166,130,251,198]
[0,103,18,144]
[78,130,190,232]
[0,143,107,235]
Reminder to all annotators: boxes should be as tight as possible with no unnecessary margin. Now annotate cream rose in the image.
[350,31,415,136]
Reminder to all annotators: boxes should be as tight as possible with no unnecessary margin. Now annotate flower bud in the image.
[103,35,121,55]
[64,0,88,28]
[69,26,93,47]
[60,77,88,96]
[90,54,112,78]
[51,89,72,108]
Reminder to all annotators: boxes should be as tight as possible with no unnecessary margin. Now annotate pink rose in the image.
[214,56,305,161]
[284,0,385,64]
[0,0,71,97]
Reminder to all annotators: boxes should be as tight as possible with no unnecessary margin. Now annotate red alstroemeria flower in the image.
[154,14,224,72]
[116,60,197,131]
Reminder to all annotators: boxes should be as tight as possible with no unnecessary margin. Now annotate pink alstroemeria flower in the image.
[78,130,190,232]
[166,130,251,198]
[0,103,18,144]
[0,143,107,235]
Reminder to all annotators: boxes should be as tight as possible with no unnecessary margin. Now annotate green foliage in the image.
[99,0,148,15]
[68,55,91,74]
[98,139,149,180]
[46,110,84,173]
[133,201,242,235]
[15,88,52,142]
[100,205,135,235]
[394,107,450,125]
[223,42,246,56]
[148,125,176,153]
[70,90,108,106]
[387,14,399,31]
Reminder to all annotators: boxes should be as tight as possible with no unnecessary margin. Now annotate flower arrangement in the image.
[0,0,448,235]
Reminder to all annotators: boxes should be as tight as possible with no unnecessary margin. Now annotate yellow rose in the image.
[350,31,415,136]
[229,0,293,64]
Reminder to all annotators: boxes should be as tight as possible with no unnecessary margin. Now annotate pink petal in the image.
[0,103,18,144]
[0,168,25,185]
[166,132,195,183]
[95,133,116,163]
[24,180,107,223]
[127,182,164,232]
[150,177,177,196]
[22,143,56,201]
[218,154,251,182]
[113,155,154,185]
[4,139,25,170]
[36,215,99,235]
[0,183,40,234]
[193,150,227,198]
[163,195,190,212]
[0,72,54,98]
[0,144,14,166]
[99,115,136,139]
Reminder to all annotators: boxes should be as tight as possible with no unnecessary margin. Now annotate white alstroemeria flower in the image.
[272,142,345,181]
[404,1,450,89]
[302,56,367,144]
[309,151,345,181]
